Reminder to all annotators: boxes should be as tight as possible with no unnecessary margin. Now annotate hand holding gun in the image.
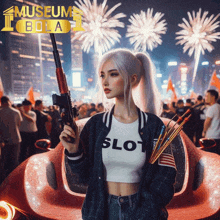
[50,33,78,145]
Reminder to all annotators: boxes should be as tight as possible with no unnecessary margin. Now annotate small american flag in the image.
[158,146,176,169]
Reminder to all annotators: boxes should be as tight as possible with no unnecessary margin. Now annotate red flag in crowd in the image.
[209,70,220,92]
[167,77,177,100]
[26,86,35,105]
[0,77,4,103]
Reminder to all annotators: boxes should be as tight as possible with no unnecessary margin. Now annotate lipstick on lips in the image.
[104,88,111,94]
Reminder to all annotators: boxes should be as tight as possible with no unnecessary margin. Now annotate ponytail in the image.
[133,52,162,116]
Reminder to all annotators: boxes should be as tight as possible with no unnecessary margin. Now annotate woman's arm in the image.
[62,119,92,184]
[202,117,212,137]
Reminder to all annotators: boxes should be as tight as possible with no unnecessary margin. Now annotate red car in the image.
[0,118,220,220]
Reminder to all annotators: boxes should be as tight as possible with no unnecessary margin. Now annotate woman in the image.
[60,49,176,220]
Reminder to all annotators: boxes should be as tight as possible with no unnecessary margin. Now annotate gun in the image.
[50,33,77,143]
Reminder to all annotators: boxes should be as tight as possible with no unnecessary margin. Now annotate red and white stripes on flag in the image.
[158,153,176,169]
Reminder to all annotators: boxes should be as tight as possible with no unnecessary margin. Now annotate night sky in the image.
[53,0,220,66]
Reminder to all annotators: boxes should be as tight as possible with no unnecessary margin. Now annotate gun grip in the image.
[61,117,76,144]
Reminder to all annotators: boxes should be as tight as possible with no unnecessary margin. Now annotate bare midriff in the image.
[106,181,140,196]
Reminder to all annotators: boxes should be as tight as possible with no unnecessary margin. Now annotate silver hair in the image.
[97,48,162,116]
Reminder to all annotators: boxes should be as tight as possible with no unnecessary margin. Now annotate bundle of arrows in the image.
[149,109,191,164]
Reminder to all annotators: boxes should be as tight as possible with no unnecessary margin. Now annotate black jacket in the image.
[66,106,176,220]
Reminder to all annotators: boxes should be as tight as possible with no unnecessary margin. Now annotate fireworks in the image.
[126,8,167,52]
[176,8,220,84]
[72,0,126,56]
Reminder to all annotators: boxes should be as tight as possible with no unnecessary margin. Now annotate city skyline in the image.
[1,0,220,62]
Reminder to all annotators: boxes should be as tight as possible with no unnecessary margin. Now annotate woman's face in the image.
[100,60,124,99]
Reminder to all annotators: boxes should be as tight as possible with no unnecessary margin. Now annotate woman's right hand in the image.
[59,124,80,153]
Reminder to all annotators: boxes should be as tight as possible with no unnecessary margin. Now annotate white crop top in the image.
[102,116,146,183]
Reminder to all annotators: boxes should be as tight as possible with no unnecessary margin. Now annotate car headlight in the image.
[0,201,15,220]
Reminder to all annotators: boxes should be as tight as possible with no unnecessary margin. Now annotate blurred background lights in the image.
[202,61,209,66]
[156,73,162,77]
[168,61,178,66]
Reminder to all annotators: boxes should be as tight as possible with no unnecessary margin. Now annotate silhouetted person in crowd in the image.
[176,99,196,142]
[169,101,177,114]
[202,90,220,155]
[0,96,22,182]
[86,103,98,117]
[193,95,206,147]
[161,103,177,120]
[97,103,105,112]
[176,99,185,115]
[34,100,52,140]
[48,105,62,148]
[185,98,193,107]
[77,104,88,120]
[16,103,23,110]
[19,99,38,163]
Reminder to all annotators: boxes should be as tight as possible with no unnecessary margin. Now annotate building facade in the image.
[1,0,65,103]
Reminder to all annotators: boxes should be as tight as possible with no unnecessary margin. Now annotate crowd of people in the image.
[0,96,105,184]
[0,91,220,176]
[161,89,220,153]
[0,90,220,184]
